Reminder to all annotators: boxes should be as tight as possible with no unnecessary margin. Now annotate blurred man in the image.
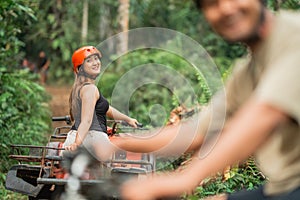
[116,0,300,199]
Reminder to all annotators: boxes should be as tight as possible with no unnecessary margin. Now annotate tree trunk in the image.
[274,0,282,11]
[99,4,114,52]
[116,0,130,56]
[81,0,88,44]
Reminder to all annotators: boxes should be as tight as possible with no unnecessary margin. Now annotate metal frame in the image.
[5,117,155,199]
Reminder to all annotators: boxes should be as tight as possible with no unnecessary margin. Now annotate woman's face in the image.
[83,54,101,76]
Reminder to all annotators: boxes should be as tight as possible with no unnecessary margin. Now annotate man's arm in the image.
[121,98,288,199]
[183,98,287,186]
[112,90,226,155]
[112,115,206,154]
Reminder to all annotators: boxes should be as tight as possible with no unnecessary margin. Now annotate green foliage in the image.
[130,0,247,59]
[0,67,51,173]
[1,0,299,198]
[18,0,247,85]
[0,1,52,198]
[22,0,120,83]
[0,68,51,198]
[156,153,194,172]
[99,49,216,126]
[186,159,266,199]
[0,0,38,68]
[7,0,299,85]
[21,0,81,82]
[267,0,300,10]
[280,0,300,10]
[197,73,212,104]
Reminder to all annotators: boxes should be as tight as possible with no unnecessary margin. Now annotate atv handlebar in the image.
[52,115,72,125]
[51,116,143,128]
[121,121,143,128]
[107,120,143,128]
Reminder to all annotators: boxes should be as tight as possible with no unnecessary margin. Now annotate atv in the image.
[5,116,155,199]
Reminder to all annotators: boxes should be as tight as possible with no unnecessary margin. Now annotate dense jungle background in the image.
[1,0,300,199]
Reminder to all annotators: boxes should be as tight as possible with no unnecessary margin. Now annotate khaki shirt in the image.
[222,11,300,195]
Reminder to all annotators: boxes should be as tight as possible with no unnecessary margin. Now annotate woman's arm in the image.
[107,106,138,127]
[65,85,99,151]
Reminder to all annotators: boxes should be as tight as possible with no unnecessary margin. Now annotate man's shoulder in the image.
[279,10,300,18]
[231,56,251,73]
[267,10,300,57]
[277,10,300,28]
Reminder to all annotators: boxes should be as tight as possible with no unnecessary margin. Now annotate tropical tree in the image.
[81,0,89,44]
[0,1,51,198]
[0,0,38,68]
[117,0,130,55]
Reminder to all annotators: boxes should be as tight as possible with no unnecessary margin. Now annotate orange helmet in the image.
[71,46,102,73]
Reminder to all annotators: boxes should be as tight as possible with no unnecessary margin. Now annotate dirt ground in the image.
[45,85,72,128]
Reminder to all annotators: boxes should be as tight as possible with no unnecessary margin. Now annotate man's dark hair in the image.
[194,0,267,9]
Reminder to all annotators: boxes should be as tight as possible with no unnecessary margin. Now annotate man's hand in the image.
[120,172,196,200]
[121,178,156,200]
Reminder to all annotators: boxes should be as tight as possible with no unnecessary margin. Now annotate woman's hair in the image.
[69,66,90,121]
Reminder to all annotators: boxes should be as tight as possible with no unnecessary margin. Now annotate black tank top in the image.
[94,93,109,133]
[73,85,109,133]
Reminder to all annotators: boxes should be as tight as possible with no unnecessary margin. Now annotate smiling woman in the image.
[83,54,101,76]
[63,46,139,160]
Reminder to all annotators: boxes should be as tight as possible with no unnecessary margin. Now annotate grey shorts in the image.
[62,130,113,161]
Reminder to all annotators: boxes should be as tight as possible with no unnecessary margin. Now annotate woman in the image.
[64,46,138,160]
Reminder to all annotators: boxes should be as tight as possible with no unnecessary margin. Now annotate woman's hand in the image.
[126,118,138,128]
[64,143,79,151]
